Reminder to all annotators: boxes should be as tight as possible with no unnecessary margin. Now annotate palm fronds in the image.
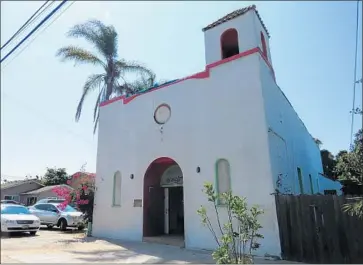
[57,19,157,134]
[56,46,105,67]
[75,74,105,122]
[342,197,363,218]
[66,19,118,60]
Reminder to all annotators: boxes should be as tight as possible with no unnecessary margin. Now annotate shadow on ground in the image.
[58,236,214,263]
[39,226,86,234]
[1,232,39,239]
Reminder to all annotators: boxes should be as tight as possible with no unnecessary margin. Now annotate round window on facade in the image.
[154,104,171,125]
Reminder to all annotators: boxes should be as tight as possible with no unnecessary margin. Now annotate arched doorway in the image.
[143,157,185,246]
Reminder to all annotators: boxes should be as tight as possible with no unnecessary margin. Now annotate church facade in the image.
[92,5,341,257]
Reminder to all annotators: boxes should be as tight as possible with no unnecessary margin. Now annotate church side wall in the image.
[259,58,341,195]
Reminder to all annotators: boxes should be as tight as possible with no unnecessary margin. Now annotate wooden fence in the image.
[275,195,363,264]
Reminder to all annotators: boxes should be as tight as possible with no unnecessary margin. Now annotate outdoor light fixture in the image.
[196,167,201,173]
[130,174,134,179]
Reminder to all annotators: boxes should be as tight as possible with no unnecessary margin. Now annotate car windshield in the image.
[48,200,65,203]
[1,206,31,215]
[57,205,78,212]
[38,199,64,203]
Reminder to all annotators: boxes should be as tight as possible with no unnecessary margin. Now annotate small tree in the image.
[52,164,95,222]
[42,167,69,186]
[336,129,363,218]
[197,182,264,264]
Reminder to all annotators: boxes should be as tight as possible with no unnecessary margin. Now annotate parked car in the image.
[1,204,41,235]
[28,203,85,231]
[35,198,65,204]
[34,198,80,210]
[1,200,24,205]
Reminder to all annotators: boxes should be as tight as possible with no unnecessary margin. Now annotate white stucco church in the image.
[92,5,342,257]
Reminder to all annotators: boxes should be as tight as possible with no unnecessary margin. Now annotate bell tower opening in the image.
[202,5,272,68]
[221,28,239,59]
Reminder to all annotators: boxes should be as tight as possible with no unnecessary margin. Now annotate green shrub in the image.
[197,182,264,264]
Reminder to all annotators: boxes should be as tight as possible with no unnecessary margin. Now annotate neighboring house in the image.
[317,173,343,195]
[1,178,44,204]
[20,184,74,205]
[1,178,74,205]
[91,5,340,257]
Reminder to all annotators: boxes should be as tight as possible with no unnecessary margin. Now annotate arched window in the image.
[260,32,268,59]
[215,159,231,205]
[220,28,239,59]
[112,171,121,206]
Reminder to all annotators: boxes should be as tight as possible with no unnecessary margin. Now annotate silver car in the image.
[29,203,85,231]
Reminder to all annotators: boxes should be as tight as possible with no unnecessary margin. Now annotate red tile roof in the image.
[202,5,270,38]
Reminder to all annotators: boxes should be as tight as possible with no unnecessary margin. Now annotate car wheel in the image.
[47,225,54,229]
[77,225,85,231]
[29,231,37,236]
[1,232,10,237]
[59,219,67,231]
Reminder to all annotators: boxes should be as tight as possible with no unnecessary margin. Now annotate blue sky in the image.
[1,1,362,180]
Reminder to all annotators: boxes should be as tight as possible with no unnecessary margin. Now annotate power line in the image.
[1,2,88,147]
[1,1,56,52]
[349,0,361,148]
[1,1,51,51]
[1,0,68,64]
[1,1,75,71]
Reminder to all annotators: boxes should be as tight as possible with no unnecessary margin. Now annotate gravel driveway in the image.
[1,228,214,263]
[1,228,294,264]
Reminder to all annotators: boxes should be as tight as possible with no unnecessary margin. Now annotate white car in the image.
[29,203,85,231]
[1,204,41,235]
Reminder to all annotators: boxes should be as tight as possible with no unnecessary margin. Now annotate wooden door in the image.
[147,186,164,236]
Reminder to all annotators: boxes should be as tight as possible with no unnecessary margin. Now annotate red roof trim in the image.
[100,46,274,107]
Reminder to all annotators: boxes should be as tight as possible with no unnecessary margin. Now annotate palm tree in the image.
[56,20,155,133]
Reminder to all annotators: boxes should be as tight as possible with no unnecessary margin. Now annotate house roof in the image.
[202,5,270,38]
[20,184,73,195]
[1,178,44,190]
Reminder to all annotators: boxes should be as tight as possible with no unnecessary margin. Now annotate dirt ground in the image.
[1,228,215,263]
[1,227,294,264]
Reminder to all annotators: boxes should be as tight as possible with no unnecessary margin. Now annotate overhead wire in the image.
[1,1,52,51]
[349,0,360,148]
[1,1,75,71]
[1,0,68,64]
[1,1,94,177]
[1,1,88,146]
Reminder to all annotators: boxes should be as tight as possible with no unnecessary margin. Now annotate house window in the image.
[220,28,239,59]
[112,171,122,206]
[26,197,37,206]
[4,195,20,201]
[260,32,268,59]
[297,167,304,194]
[309,174,314,194]
[324,190,337,195]
[215,159,231,205]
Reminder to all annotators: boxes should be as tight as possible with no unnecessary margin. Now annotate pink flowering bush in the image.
[52,166,95,221]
